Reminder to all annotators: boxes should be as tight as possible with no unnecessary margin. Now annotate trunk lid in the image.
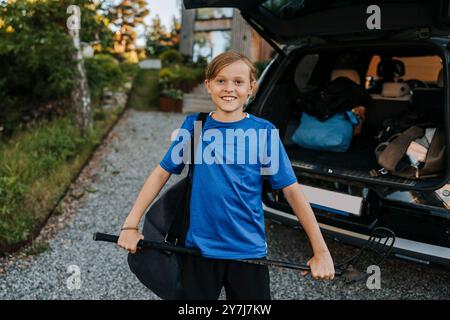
[183,0,450,45]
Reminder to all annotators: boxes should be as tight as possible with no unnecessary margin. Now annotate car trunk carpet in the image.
[285,130,380,171]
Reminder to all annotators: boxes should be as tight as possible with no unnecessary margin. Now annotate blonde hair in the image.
[205,50,259,99]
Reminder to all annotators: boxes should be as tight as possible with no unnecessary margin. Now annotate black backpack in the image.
[296,77,372,121]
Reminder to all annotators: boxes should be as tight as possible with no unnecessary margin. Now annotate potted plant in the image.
[159,88,183,112]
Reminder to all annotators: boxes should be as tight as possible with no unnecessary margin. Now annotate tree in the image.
[79,0,115,53]
[108,0,149,62]
[0,0,115,136]
[145,15,170,57]
[145,14,180,58]
[169,15,180,50]
[67,3,93,137]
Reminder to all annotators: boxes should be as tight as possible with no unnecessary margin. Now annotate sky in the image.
[106,0,181,47]
[146,0,181,30]
[137,0,182,47]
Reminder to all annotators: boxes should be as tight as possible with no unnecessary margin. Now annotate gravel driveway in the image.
[0,110,449,300]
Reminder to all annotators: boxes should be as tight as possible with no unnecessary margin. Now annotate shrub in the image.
[0,115,88,246]
[84,54,124,102]
[0,0,115,137]
[120,62,139,80]
[159,64,203,92]
[161,88,183,100]
[159,49,183,66]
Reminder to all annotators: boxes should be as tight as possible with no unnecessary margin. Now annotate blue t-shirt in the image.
[160,112,297,259]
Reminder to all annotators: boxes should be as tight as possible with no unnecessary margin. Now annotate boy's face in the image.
[205,60,256,114]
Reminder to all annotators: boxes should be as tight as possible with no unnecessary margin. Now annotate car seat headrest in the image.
[377,59,405,79]
[381,82,411,98]
[330,69,361,85]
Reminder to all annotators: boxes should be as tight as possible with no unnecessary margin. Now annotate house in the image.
[179,5,274,62]
[179,5,274,113]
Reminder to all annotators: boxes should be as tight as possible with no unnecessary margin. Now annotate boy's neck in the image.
[211,109,247,122]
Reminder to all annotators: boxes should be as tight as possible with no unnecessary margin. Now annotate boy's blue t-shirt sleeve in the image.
[160,113,198,175]
[263,124,298,190]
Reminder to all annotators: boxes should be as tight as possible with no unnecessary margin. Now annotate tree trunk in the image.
[69,26,93,137]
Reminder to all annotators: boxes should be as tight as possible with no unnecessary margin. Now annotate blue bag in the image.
[291,111,360,152]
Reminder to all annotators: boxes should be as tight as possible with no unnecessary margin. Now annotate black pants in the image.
[179,254,271,300]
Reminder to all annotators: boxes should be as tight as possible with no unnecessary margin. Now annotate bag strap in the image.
[166,112,208,245]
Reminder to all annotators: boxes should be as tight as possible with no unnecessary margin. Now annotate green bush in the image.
[0,0,115,137]
[84,54,124,102]
[161,88,183,100]
[120,62,139,80]
[0,115,89,246]
[0,0,76,134]
[159,49,183,66]
[127,69,160,110]
[94,110,107,121]
[159,64,203,92]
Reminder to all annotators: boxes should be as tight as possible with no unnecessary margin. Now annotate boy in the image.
[118,51,335,300]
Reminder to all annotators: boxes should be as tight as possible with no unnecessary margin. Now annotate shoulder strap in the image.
[166,112,208,246]
[188,112,208,178]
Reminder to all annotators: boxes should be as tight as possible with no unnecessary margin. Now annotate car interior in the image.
[259,44,446,188]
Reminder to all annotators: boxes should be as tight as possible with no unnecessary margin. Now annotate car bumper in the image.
[263,203,450,268]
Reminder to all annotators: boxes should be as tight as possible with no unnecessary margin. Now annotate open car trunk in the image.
[256,41,450,191]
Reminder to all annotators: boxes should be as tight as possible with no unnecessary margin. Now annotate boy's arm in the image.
[123,164,171,228]
[282,182,335,280]
[118,165,171,253]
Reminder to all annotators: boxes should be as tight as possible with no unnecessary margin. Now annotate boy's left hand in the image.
[301,251,335,280]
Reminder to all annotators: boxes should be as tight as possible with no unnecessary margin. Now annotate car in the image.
[183,0,450,268]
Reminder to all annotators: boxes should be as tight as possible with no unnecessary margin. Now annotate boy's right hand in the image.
[117,229,144,254]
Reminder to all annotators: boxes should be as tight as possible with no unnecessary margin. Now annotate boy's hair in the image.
[205,50,259,100]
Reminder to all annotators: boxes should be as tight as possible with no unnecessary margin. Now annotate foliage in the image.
[161,88,183,100]
[84,54,124,101]
[0,0,116,137]
[127,68,160,110]
[159,49,183,66]
[120,62,139,80]
[0,102,126,248]
[159,64,203,92]
[0,114,87,246]
[108,0,149,61]
[78,0,115,53]
[145,14,180,58]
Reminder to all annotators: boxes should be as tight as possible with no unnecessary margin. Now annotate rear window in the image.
[366,55,442,84]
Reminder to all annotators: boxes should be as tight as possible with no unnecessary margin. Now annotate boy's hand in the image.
[117,229,144,254]
[301,251,335,280]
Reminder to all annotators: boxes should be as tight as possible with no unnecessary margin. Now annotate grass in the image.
[0,105,124,251]
[127,69,160,111]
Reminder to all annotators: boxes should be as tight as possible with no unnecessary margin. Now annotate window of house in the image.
[193,31,231,62]
[196,8,234,20]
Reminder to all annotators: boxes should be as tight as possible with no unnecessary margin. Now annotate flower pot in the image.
[159,95,182,113]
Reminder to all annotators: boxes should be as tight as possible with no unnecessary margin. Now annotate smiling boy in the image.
[118,51,334,300]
